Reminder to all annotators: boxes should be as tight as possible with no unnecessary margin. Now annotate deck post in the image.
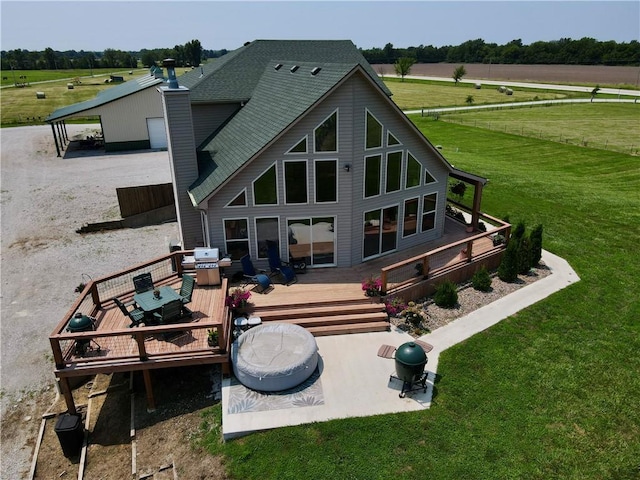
[422,256,430,278]
[90,282,101,309]
[142,370,156,412]
[50,337,65,369]
[134,332,148,361]
[58,377,77,415]
[465,240,474,262]
[380,269,388,295]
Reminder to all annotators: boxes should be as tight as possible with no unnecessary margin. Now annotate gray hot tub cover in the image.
[232,322,319,392]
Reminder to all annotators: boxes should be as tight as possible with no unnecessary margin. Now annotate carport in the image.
[46,74,166,156]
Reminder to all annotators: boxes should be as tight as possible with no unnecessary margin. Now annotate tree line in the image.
[361,38,640,66]
[0,39,228,71]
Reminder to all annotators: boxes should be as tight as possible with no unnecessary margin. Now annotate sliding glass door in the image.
[363,206,398,259]
[287,217,336,267]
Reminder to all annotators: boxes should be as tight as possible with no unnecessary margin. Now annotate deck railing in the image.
[380,210,511,297]
[49,250,231,373]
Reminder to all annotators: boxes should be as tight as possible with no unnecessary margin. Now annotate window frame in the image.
[252,162,279,206]
[223,217,250,260]
[254,216,281,260]
[385,150,403,194]
[402,197,419,238]
[421,192,438,232]
[364,154,382,199]
[314,159,338,203]
[313,109,339,153]
[365,109,383,150]
[224,188,247,208]
[283,159,309,205]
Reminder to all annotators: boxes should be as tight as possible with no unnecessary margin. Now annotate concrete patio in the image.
[221,250,579,439]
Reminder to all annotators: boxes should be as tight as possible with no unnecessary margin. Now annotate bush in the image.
[498,239,519,282]
[530,224,543,267]
[384,296,407,316]
[472,266,492,292]
[512,220,526,241]
[434,280,458,308]
[517,236,533,274]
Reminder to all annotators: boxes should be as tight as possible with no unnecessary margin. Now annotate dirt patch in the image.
[30,368,227,480]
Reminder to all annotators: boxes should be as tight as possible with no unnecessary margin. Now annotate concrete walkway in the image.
[221,250,579,439]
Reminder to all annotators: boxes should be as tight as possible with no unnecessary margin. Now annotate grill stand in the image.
[389,372,428,398]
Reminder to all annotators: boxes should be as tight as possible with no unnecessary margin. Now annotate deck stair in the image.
[247,298,390,337]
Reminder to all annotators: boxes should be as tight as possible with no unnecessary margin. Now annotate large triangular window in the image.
[405,152,421,189]
[253,163,278,205]
[226,189,247,207]
[365,110,382,149]
[286,136,307,154]
[314,110,338,152]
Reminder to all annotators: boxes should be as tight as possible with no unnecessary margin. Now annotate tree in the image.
[498,238,519,282]
[529,224,543,267]
[184,39,202,67]
[394,57,415,82]
[465,95,474,105]
[452,65,466,84]
[591,84,601,102]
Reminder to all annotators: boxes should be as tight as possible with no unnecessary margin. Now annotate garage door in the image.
[147,118,168,149]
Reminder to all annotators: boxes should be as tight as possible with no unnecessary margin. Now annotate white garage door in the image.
[147,117,168,149]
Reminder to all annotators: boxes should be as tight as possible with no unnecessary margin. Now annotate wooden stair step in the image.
[307,321,390,337]
[251,298,381,312]
[260,312,388,328]
[253,303,384,320]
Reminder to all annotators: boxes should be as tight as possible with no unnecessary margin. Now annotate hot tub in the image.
[232,323,319,392]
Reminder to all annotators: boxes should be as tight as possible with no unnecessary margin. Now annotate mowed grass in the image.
[197,114,640,479]
[0,69,149,126]
[440,103,640,155]
[385,77,579,110]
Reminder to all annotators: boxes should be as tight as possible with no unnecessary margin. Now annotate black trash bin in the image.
[54,413,84,458]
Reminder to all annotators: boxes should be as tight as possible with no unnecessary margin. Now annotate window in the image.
[224,218,249,260]
[403,198,418,237]
[284,161,307,204]
[387,131,400,146]
[365,110,382,149]
[405,152,421,189]
[315,160,337,203]
[314,110,337,152]
[363,206,398,259]
[253,164,278,205]
[226,189,247,207]
[287,136,307,154]
[364,155,381,198]
[421,193,437,232]
[386,151,402,193]
[256,217,280,259]
[424,168,436,185]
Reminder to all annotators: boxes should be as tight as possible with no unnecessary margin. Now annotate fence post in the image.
[422,256,430,278]
[380,269,388,295]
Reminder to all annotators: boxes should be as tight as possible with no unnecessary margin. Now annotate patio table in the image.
[134,285,181,313]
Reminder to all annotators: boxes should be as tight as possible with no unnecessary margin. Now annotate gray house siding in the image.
[160,87,204,249]
[202,71,451,270]
[192,103,241,146]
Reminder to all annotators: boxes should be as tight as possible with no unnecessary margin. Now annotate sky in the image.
[1,1,638,52]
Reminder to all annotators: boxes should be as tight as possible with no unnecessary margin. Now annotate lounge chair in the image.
[266,242,297,285]
[113,297,146,328]
[240,255,273,293]
[132,272,154,293]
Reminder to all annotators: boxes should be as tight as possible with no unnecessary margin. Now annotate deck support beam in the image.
[58,376,77,415]
[143,370,156,412]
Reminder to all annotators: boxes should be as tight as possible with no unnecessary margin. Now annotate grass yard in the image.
[385,77,582,110]
[0,67,148,86]
[197,113,640,479]
[440,103,640,155]
[0,68,149,126]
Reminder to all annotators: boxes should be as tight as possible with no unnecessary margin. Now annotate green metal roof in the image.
[178,39,391,103]
[46,75,164,122]
[188,61,360,206]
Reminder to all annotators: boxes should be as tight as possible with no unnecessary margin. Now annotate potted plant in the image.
[207,329,219,347]
[361,276,382,297]
[225,287,252,313]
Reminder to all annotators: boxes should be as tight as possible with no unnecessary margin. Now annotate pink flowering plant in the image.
[225,287,252,309]
[361,276,382,297]
[384,296,407,317]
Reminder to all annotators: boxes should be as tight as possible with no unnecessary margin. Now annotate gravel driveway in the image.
[1,125,178,405]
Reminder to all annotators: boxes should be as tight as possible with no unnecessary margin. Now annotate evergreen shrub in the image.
[472,266,492,292]
[434,280,458,308]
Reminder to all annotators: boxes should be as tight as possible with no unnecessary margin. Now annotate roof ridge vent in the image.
[274,63,283,70]
[311,67,321,76]
[290,65,299,73]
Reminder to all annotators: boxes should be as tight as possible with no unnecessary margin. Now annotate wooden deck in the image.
[50,212,508,413]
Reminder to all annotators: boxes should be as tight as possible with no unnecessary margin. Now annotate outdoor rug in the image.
[227,368,324,414]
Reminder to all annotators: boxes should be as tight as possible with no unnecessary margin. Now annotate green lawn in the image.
[439,103,640,155]
[197,115,640,479]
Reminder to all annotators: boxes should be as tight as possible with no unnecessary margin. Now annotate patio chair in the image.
[240,255,273,293]
[177,274,196,316]
[132,272,154,294]
[152,299,184,325]
[113,297,146,328]
[266,242,297,285]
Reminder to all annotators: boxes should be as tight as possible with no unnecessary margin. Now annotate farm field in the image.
[375,62,640,88]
